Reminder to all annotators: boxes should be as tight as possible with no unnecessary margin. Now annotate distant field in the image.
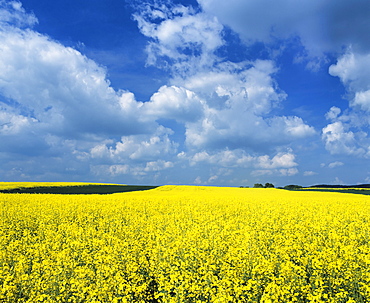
[0,182,92,190]
[0,182,158,194]
[297,188,370,195]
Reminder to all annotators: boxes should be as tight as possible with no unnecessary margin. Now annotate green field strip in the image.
[0,184,159,194]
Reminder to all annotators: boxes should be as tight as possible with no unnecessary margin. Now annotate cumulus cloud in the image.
[134,3,223,74]
[329,51,370,113]
[134,2,315,156]
[322,121,368,156]
[252,152,298,176]
[0,2,173,181]
[193,0,370,167]
[189,149,297,171]
[0,25,151,138]
[177,60,284,115]
[256,152,297,169]
[0,1,323,183]
[144,160,174,172]
[143,85,204,122]
[325,106,341,121]
[322,52,370,158]
[108,164,130,176]
[353,91,370,113]
[90,126,178,162]
[185,110,315,151]
[89,126,178,180]
[92,159,174,179]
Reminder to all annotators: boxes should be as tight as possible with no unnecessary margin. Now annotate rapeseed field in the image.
[1,185,370,302]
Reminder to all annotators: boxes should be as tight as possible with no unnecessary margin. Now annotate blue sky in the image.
[1,0,370,186]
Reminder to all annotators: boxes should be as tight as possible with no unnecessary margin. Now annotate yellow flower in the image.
[1,185,370,302]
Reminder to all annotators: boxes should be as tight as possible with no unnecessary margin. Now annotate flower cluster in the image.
[1,185,370,302]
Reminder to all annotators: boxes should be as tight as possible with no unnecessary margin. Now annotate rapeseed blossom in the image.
[1,185,370,302]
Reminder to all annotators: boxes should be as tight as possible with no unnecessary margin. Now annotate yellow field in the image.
[1,185,370,302]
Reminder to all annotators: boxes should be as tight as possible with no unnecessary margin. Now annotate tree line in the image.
[240,183,304,190]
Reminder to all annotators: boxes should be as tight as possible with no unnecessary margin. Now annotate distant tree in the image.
[253,183,264,188]
[283,184,303,190]
[264,183,275,188]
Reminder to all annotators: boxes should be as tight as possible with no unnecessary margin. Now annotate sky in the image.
[0,0,370,187]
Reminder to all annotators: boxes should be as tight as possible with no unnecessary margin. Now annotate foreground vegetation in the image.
[1,185,370,302]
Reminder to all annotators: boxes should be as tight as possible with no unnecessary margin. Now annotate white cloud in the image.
[207,175,218,183]
[325,106,341,121]
[88,125,179,179]
[279,168,298,176]
[0,0,347,185]
[329,51,370,113]
[92,159,174,179]
[133,3,316,156]
[322,121,367,156]
[191,0,370,169]
[322,82,370,158]
[353,91,370,113]
[0,111,36,135]
[134,3,223,75]
[0,25,152,140]
[185,109,315,151]
[109,164,130,176]
[190,149,255,168]
[143,85,204,122]
[320,51,370,159]
[90,126,178,162]
[270,116,316,138]
[190,149,298,174]
[0,0,37,28]
[0,3,179,182]
[328,161,344,169]
[178,62,314,151]
[329,51,370,91]
[256,152,297,169]
[0,3,185,183]
[144,160,174,172]
[177,60,285,115]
